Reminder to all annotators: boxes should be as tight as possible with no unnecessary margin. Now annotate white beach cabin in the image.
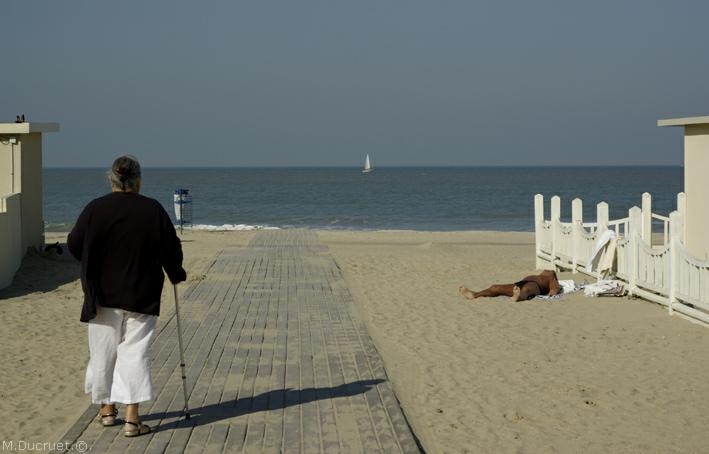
[0,121,59,289]
[657,116,709,260]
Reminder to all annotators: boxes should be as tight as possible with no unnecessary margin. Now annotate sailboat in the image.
[362,154,373,173]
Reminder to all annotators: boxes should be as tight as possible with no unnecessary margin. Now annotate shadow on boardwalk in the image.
[149,379,384,432]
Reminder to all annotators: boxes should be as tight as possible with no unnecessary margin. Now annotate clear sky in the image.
[4,1,709,167]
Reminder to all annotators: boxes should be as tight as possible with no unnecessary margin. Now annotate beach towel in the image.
[583,279,626,297]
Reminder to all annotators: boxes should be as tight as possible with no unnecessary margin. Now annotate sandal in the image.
[123,420,151,437]
[98,409,118,427]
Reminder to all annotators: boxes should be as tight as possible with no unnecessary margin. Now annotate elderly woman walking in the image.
[68,155,186,437]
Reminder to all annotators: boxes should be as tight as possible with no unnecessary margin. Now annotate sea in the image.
[43,167,683,233]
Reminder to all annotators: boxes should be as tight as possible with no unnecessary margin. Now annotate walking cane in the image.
[173,284,191,420]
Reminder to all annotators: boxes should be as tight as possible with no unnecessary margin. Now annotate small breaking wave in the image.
[183,223,280,231]
[45,222,73,232]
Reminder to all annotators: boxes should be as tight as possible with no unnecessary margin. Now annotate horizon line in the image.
[43,164,684,169]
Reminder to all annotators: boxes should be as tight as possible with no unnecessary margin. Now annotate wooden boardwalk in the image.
[54,229,421,454]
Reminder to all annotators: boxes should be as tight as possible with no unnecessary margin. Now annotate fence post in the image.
[641,192,652,244]
[669,211,683,315]
[628,206,642,296]
[596,202,608,237]
[677,192,686,243]
[534,194,544,270]
[551,196,561,271]
[571,198,582,273]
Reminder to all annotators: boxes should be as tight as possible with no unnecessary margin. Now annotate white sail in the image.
[362,154,373,173]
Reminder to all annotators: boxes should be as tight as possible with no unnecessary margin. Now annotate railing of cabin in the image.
[534,192,709,325]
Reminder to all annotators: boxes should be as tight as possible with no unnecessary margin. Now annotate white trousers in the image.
[85,305,157,404]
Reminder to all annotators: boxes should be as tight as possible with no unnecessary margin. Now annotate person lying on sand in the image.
[459,269,560,302]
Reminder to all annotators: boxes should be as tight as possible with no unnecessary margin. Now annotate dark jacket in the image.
[68,192,187,322]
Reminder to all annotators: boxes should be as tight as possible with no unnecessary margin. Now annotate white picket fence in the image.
[535,192,709,325]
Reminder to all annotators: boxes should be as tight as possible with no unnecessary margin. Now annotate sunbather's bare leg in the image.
[511,285,521,301]
[479,284,516,298]
[458,284,516,299]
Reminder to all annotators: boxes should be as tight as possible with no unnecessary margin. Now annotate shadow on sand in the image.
[0,242,79,298]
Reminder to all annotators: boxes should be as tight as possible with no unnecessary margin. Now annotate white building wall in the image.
[684,124,709,260]
[0,193,23,288]
[0,124,58,289]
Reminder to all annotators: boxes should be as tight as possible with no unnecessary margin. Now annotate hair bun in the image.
[115,166,129,182]
[109,155,141,188]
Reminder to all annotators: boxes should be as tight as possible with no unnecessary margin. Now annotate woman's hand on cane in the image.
[169,267,187,284]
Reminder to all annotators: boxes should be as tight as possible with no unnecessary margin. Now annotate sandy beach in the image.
[3,229,709,453]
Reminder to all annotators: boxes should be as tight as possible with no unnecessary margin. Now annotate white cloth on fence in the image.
[583,279,626,297]
[588,229,617,275]
[85,305,157,404]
